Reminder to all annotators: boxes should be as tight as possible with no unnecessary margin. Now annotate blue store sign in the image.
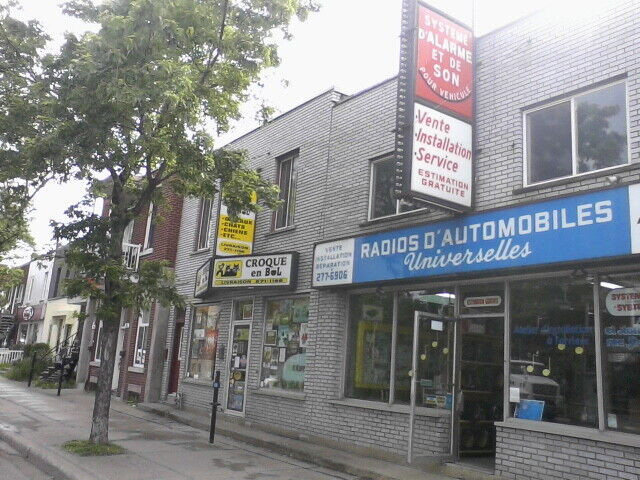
[312,184,640,287]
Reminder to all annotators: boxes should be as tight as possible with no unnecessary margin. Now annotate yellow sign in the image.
[216,192,257,256]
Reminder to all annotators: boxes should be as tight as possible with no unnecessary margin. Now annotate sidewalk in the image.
[0,377,469,480]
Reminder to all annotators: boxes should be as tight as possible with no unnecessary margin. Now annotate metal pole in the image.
[27,352,37,387]
[57,361,64,396]
[407,311,420,464]
[209,370,221,444]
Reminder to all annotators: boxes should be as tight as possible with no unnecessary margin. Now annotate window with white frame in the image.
[143,202,156,251]
[195,198,213,251]
[369,157,421,220]
[273,153,298,230]
[133,310,149,368]
[525,81,628,184]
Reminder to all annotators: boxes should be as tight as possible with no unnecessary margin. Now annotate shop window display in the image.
[346,292,394,401]
[346,290,454,407]
[187,305,220,380]
[260,297,309,391]
[510,278,597,427]
[599,273,640,434]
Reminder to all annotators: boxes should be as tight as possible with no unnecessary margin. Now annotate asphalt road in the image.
[0,439,55,480]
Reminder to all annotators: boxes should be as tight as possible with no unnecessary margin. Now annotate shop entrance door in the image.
[226,323,251,415]
[407,311,456,463]
[455,315,504,470]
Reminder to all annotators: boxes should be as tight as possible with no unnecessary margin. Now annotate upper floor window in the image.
[143,202,156,251]
[369,157,421,220]
[525,81,628,185]
[133,310,149,368]
[195,198,213,251]
[52,267,62,298]
[273,153,298,230]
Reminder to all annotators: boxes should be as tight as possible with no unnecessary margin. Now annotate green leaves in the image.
[2,0,317,317]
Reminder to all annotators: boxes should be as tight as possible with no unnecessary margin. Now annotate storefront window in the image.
[510,278,597,427]
[187,304,220,381]
[259,297,309,391]
[599,273,640,434]
[346,290,454,407]
[345,292,394,401]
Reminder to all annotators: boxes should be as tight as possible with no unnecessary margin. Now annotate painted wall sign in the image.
[194,259,212,298]
[395,1,474,213]
[313,184,640,288]
[411,104,472,208]
[464,296,502,308]
[212,253,298,289]
[415,4,473,120]
[215,193,257,257]
[606,288,640,316]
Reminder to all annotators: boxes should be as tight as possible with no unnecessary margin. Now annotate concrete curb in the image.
[0,425,89,480]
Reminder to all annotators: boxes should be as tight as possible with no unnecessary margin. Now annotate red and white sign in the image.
[415,4,473,121]
[606,288,640,316]
[464,296,502,308]
[411,103,472,208]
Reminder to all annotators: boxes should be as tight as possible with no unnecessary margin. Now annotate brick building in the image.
[159,1,640,478]
[84,183,183,402]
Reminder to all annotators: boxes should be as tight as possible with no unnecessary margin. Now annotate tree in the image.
[0,1,53,289]
[0,0,318,444]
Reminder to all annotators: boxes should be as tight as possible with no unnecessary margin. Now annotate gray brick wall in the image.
[160,0,640,469]
[496,426,640,480]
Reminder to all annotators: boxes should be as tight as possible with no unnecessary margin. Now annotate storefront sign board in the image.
[411,104,472,208]
[606,288,640,316]
[194,259,212,298]
[394,1,474,213]
[414,4,473,120]
[313,184,640,288]
[215,193,257,256]
[211,253,298,289]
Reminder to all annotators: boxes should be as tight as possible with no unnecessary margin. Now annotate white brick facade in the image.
[160,0,640,475]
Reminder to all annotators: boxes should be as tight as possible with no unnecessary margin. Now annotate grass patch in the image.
[35,379,76,389]
[63,440,125,456]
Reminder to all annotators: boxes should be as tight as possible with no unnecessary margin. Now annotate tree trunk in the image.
[89,316,119,443]
[89,201,128,444]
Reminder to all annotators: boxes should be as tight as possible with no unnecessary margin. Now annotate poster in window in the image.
[264,330,277,346]
[292,299,309,323]
[355,321,392,389]
[299,323,309,348]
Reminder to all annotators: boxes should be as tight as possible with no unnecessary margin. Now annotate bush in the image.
[35,379,76,389]
[4,344,52,381]
[23,343,51,358]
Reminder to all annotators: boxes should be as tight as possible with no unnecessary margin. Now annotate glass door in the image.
[408,310,456,463]
[227,323,251,413]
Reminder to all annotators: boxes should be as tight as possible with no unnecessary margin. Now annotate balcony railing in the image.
[123,243,141,271]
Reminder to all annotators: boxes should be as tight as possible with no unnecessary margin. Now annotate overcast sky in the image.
[11,0,558,265]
